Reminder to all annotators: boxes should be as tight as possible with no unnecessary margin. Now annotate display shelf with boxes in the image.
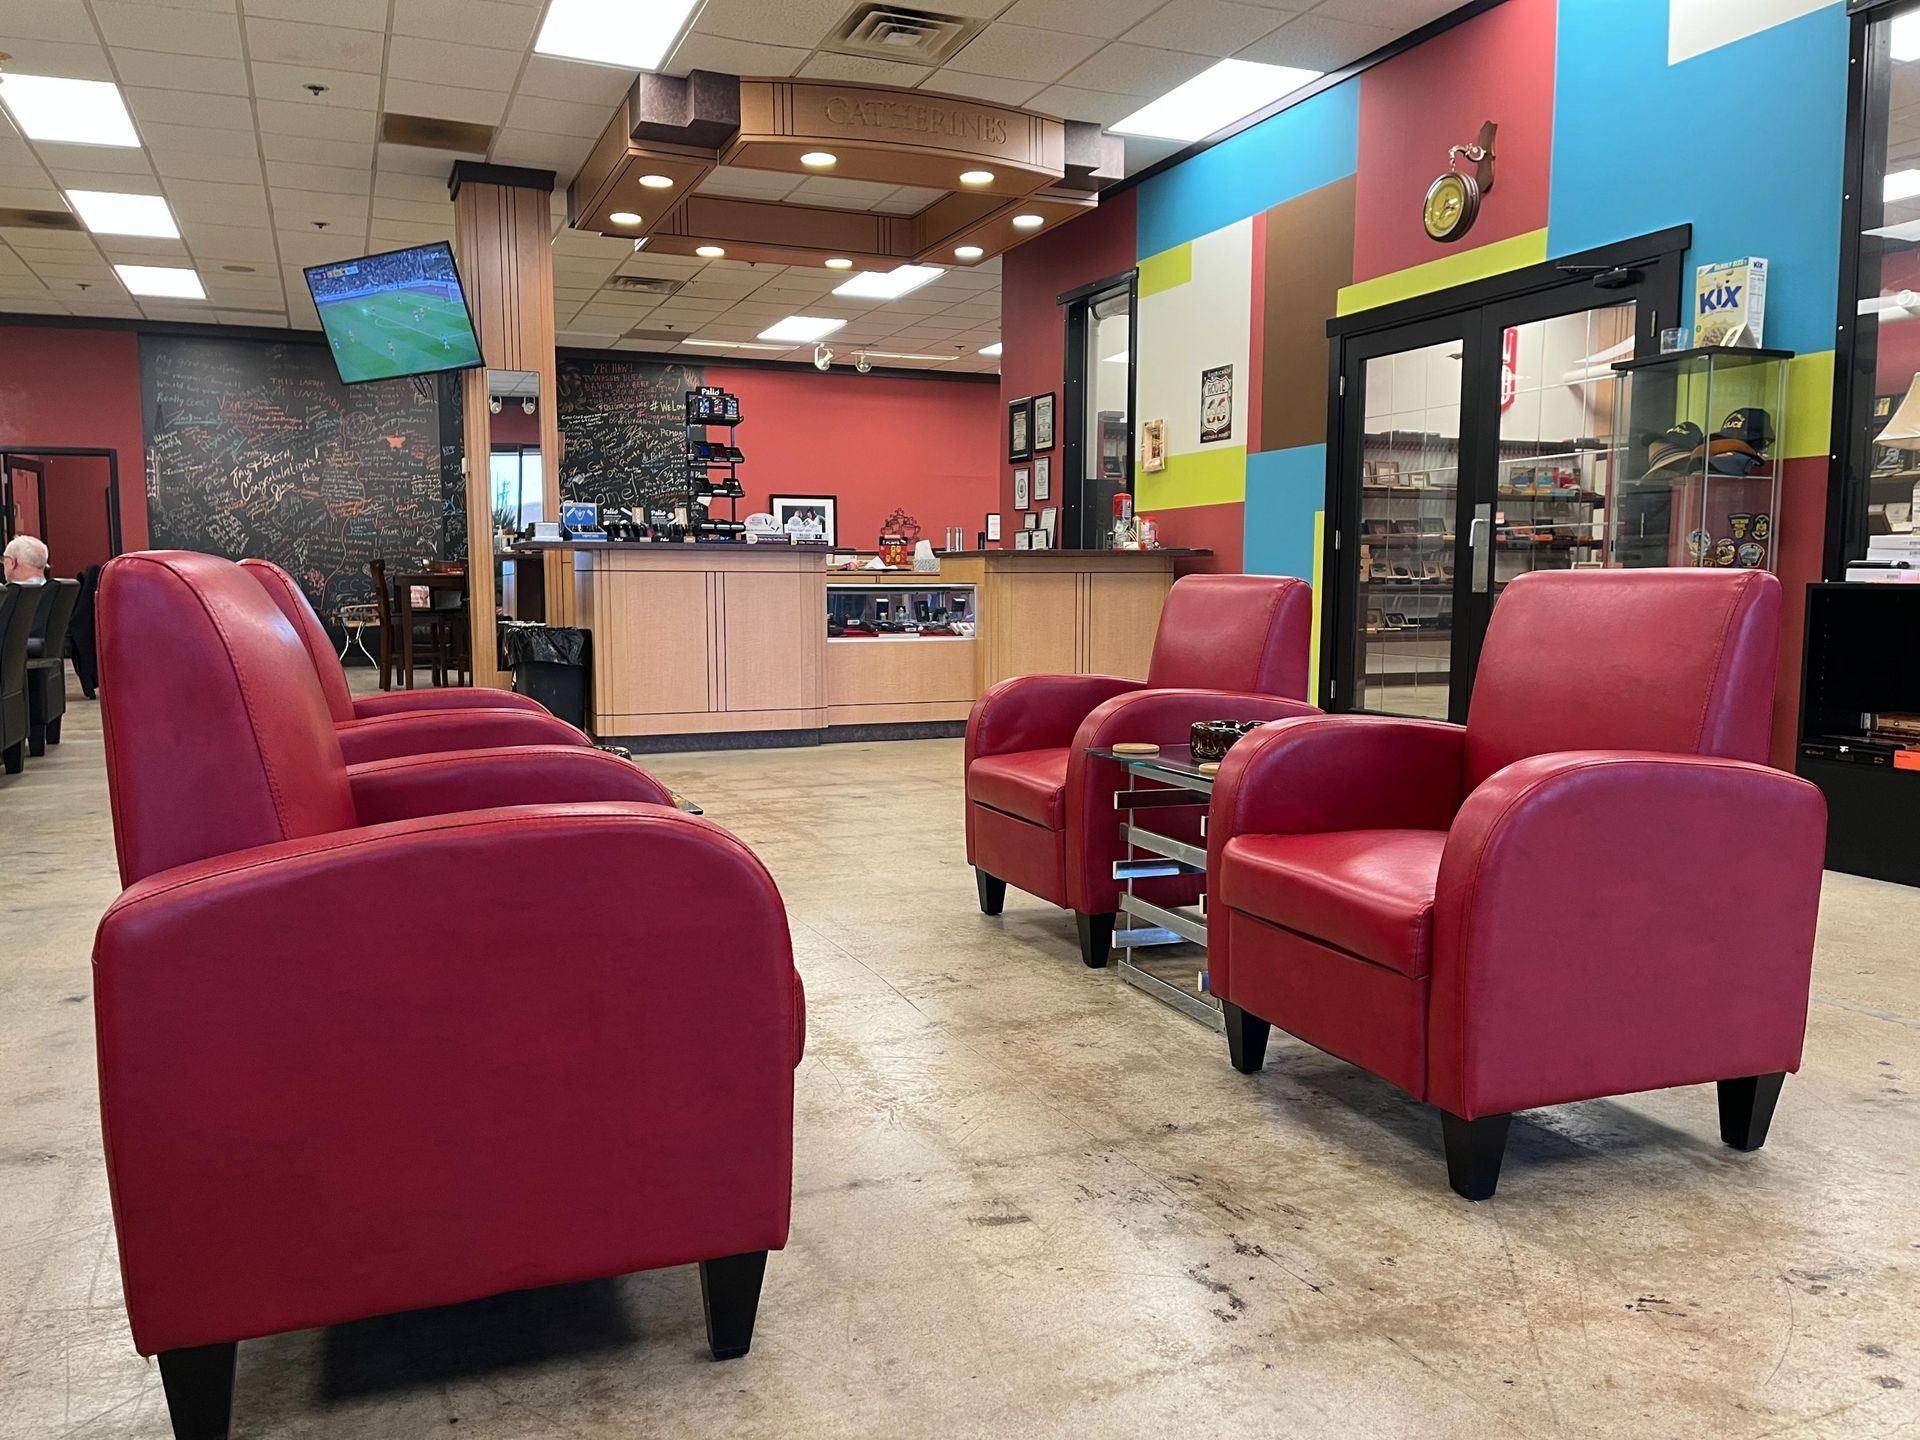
[827,583,977,639]
[1608,346,1791,571]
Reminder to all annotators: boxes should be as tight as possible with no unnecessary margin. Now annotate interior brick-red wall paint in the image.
[1350,0,1557,285]
[0,326,149,552]
[704,364,998,553]
[998,191,1138,530]
[39,454,116,578]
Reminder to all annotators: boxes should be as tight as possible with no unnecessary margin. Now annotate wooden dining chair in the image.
[369,558,451,690]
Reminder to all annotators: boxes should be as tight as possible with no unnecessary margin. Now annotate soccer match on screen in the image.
[304,242,485,385]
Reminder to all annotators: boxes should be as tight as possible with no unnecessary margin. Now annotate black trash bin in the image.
[503,622,591,731]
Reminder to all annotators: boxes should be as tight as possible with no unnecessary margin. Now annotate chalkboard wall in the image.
[141,335,452,616]
[556,355,703,513]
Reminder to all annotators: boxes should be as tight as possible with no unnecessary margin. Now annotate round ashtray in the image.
[1111,741,1161,756]
[1191,719,1261,761]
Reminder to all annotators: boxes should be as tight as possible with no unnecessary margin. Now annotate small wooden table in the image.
[393,571,468,689]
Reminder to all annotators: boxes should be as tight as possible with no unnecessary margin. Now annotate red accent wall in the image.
[40,454,116,577]
[0,326,148,551]
[1351,0,1557,284]
[998,191,1138,528]
[707,364,998,551]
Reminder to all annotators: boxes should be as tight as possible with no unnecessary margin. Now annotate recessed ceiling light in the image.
[66,190,179,239]
[114,264,205,300]
[1887,169,1920,203]
[824,257,853,269]
[979,342,1002,357]
[759,315,847,343]
[609,210,642,226]
[801,151,837,168]
[682,338,793,351]
[1012,214,1044,230]
[1112,58,1323,142]
[954,245,984,260]
[959,170,994,186]
[0,74,139,147]
[695,245,726,258]
[535,0,699,70]
[638,174,673,189]
[833,264,942,299]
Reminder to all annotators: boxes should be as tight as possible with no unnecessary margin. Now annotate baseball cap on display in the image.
[1714,407,1774,454]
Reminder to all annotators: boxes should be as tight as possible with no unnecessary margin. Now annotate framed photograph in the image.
[769,494,837,546]
[1007,397,1033,461]
[1032,392,1056,451]
[1013,530,1032,551]
[1023,510,1039,530]
[986,512,1002,542]
[1033,454,1051,501]
[1013,467,1030,510]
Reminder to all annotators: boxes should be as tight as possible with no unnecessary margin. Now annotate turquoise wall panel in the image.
[1548,0,1847,355]
[1243,443,1325,579]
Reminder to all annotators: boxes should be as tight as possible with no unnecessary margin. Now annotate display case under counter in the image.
[540,542,1205,749]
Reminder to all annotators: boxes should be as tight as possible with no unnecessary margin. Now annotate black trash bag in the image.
[502,622,589,668]
[503,623,592,730]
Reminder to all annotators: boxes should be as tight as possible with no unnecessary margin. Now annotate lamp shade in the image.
[1877,372,1920,449]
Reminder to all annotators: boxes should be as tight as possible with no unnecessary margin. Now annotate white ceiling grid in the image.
[0,0,1455,372]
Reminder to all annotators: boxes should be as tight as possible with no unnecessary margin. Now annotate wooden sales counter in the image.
[514,543,1206,749]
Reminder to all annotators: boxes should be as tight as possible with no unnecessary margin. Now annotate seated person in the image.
[3,535,48,585]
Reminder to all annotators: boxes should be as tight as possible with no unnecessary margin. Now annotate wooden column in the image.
[450,162,564,687]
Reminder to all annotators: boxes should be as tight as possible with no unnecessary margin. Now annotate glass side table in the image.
[1085,743,1221,1031]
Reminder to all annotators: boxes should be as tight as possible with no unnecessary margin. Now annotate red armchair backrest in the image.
[99,552,356,886]
[239,557,355,723]
[1145,574,1313,697]
[1463,568,1781,790]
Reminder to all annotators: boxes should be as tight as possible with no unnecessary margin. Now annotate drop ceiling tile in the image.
[666,34,811,78]
[175,223,279,259]
[46,166,163,195]
[263,132,375,169]
[945,24,1104,84]
[688,0,846,46]
[215,308,290,325]
[391,0,541,48]
[501,94,614,138]
[92,2,245,57]
[252,100,377,143]
[487,131,594,177]
[998,0,1166,37]
[1235,12,1396,69]
[387,37,526,92]
[1058,41,1215,95]
[369,195,451,225]
[796,54,934,88]
[142,122,263,160]
[1312,0,1453,25]
[1122,0,1291,55]
[515,55,637,105]
[1025,82,1152,128]
[270,189,370,227]
[920,70,1045,107]
[124,86,255,130]
[4,1,102,44]
[244,17,385,72]
[250,63,382,109]
[261,159,373,197]
[98,237,193,263]
[0,38,115,81]
[374,142,466,177]
[371,170,447,203]
[385,79,511,127]
[35,142,156,178]
[113,49,250,93]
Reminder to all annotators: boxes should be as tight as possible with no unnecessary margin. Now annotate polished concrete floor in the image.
[3,680,1918,1438]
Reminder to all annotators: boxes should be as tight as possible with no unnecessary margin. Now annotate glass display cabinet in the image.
[826,583,976,638]
[1608,347,1792,571]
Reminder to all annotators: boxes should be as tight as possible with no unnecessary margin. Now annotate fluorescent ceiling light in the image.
[758,315,846,343]
[0,74,139,147]
[66,190,179,238]
[683,339,793,351]
[1887,169,1920,203]
[833,264,942,299]
[979,342,1002,357]
[1895,10,1920,61]
[114,264,205,299]
[1112,59,1323,143]
[864,350,953,361]
[535,0,697,70]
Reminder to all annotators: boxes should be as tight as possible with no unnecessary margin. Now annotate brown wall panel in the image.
[1260,174,1356,454]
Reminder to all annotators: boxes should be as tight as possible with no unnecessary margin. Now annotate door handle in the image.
[1468,503,1493,594]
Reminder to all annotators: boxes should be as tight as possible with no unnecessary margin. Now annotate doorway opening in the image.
[1,447,124,579]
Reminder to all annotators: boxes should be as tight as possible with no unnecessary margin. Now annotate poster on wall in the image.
[1200,365,1234,444]
[770,493,837,545]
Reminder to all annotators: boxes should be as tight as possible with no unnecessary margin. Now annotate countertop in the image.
[932,548,1212,559]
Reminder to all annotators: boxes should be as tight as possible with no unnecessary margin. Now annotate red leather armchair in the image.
[965,574,1316,967]
[240,557,581,763]
[1209,569,1826,1199]
[95,553,803,1439]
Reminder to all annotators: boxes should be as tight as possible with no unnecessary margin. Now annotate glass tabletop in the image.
[1085,743,1217,787]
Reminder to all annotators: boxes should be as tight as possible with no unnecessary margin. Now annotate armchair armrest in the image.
[348,745,673,824]
[94,802,802,1355]
[964,673,1143,763]
[1429,751,1827,1119]
[334,706,588,764]
[1063,688,1319,915]
[351,688,549,720]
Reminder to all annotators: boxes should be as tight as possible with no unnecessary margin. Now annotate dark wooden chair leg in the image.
[2,741,22,775]
[27,721,45,757]
[975,869,1006,916]
[45,716,59,745]
[1718,1072,1786,1151]
[1075,910,1114,968]
[699,1250,768,1361]
[157,1341,236,1440]
[1222,1001,1269,1074]
[1440,1111,1512,1201]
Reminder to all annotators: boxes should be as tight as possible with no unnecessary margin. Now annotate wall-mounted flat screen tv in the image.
[304,241,484,385]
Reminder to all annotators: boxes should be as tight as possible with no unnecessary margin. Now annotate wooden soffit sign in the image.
[568,72,1120,270]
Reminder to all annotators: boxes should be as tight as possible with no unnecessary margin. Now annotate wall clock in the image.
[1423,121,1497,244]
